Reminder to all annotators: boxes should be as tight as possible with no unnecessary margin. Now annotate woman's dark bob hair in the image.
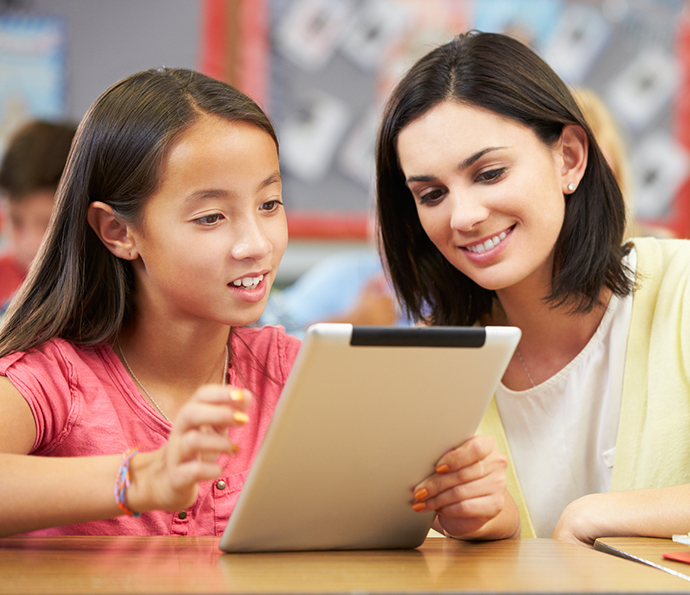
[375,31,632,326]
[0,67,278,357]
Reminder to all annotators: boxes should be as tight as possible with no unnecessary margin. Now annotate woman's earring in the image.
[567,183,576,193]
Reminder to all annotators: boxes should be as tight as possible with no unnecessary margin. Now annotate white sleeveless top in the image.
[494,250,636,538]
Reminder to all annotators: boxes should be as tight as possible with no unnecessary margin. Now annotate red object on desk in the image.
[662,550,690,564]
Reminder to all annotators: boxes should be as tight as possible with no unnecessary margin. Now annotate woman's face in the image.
[128,114,287,328]
[396,100,568,295]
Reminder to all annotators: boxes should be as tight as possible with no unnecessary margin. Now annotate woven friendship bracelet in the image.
[115,446,141,517]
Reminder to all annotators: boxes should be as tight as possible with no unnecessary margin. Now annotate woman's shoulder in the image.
[629,237,690,281]
[629,237,690,259]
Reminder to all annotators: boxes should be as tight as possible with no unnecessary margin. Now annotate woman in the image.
[376,30,690,546]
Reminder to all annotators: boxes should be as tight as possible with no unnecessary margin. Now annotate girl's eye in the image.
[418,188,445,206]
[260,199,283,212]
[195,213,224,225]
[476,168,506,183]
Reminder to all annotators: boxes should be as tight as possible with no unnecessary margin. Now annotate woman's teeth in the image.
[232,274,264,288]
[466,231,507,254]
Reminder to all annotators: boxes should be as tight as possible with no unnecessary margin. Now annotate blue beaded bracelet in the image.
[115,446,141,517]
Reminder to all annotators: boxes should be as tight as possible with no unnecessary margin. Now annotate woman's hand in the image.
[412,435,520,540]
[127,384,252,514]
[553,485,690,548]
[552,493,610,547]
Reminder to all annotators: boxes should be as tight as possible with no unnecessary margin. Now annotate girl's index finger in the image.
[229,387,253,411]
[192,384,253,411]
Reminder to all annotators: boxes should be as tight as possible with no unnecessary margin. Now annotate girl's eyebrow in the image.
[404,147,505,186]
[259,171,282,191]
[184,171,282,203]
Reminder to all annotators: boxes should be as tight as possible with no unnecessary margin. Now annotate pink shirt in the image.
[0,325,301,536]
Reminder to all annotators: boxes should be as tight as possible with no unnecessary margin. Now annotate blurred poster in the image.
[280,89,351,182]
[275,0,358,71]
[0,16,66,156]
[259,0,687,236]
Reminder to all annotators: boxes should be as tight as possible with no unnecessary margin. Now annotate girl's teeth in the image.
[468,231,507,254]
[232,274,264,287]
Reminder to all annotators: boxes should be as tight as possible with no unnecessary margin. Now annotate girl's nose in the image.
[231,216,272,261]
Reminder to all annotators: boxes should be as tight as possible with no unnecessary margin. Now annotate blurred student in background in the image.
[259,249,402,338]
[0,120,77,310]
[572,88,673,240]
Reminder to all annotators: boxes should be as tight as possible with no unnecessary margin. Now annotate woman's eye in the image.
[195,213,224,225]
[260,199,283,212]
[418,188,445,205]
[476,168,506,183]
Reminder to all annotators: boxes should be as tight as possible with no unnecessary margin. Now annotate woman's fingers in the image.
[412,435,507,516]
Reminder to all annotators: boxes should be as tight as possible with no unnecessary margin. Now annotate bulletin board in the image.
[0,15,66,157]
[201,0,690,239]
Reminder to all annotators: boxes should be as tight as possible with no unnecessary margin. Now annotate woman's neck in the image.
[492,285,612,390]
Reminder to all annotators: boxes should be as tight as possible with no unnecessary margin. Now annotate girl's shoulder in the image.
[233,324,301,354]
[0,337,110,377]
[231,325,302,381]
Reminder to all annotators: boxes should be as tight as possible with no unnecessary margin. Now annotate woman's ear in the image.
[87,201,138,260]
[559,124,588,195]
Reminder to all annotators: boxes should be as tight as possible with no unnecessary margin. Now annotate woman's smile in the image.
[461,226,514,261]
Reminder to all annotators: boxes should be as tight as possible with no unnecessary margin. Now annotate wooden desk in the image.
[1,536,689,594]
[595,536,690,582]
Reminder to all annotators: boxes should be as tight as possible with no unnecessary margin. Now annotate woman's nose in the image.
[448,190,490,232]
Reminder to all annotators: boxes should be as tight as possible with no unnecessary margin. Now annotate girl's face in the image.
[129,114,287,328]
[396,100,567,295]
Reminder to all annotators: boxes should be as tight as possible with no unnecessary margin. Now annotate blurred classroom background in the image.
[0,0,687,292]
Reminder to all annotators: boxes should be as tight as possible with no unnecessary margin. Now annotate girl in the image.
[0,67,515,541]
[377,31,690,547]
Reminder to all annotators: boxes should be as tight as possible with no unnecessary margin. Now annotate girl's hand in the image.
[412,435,518,539]
[127,384,252,514]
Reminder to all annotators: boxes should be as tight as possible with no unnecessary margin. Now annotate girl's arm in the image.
[553,486,690,548]
[0,376,250,537]
[411,434,521,540]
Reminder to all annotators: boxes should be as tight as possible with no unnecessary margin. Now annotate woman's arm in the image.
[0,377,250,537]
[553,485,690,547]
[412,434,521,540]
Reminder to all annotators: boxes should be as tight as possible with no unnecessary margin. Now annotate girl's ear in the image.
[87,201,139,260]
[559,124,588,195]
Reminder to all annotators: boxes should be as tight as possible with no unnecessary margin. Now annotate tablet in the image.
[219,323,520,553]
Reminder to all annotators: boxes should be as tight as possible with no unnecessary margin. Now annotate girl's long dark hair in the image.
[376,31,632,326]
[0,68,278,357]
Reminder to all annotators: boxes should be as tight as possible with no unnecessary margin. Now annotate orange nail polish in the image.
[412,501,426,512]
[233,411,249,424]
[436,464,450,474]
[414,488,428,500]
[231,443,240,454]
[230,389,245,402]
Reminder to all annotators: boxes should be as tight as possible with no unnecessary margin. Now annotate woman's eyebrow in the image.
[405,146,505,186]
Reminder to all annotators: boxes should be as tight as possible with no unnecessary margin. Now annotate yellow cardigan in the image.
[478,238,690,538]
